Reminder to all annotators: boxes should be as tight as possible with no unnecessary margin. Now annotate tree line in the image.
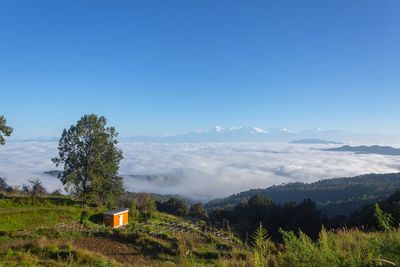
[205,172,400,217]
[0,177,60,199]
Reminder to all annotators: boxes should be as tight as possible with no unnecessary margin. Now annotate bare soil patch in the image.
[0,236,153,265]
[70,237,151,265]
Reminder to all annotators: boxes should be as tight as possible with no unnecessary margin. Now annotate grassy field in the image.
[0,238,123,267]
[1,196,400,266]
[0,197,104,231]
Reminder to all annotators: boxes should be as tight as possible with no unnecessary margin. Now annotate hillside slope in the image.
[2,195,400,266]
[0,196,247,266]
[205,172,400,216]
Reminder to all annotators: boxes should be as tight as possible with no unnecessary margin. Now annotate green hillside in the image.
[205,172,400,216]
[0,196,248,266]
[0,197,100,232]
[1,195,400,266]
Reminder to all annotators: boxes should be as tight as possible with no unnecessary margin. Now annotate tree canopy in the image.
[189,203,208,219]
[23,179,47,199]
[210,195,326,241]
[156,197,189,217]
[0,177,8,192]
[52,114,124,205]
[205,172,400,217]
[0,115,13,145]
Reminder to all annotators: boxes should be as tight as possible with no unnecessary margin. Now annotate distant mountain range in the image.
[8,136,59,142]
[324,145,400,156]
[119,126,400,143]
[291,139,342,144]
[120,126,290,142]
[10,126,400,143]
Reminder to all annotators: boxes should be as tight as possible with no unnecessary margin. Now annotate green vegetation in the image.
[126,191,197,206]
[0,197,104,233]
[0,115,12,145]
[156,197,189,217]
[189,203,208,220]
[21,180,47,199]
[264,226,400,266]
[205,172,400,217]
[210,195,326,241]
[52,114,124,206]
[0,194,249,266]
[0,238,122,267]
[1,191,400,266]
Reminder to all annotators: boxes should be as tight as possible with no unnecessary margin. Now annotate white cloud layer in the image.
[1,142,400,201]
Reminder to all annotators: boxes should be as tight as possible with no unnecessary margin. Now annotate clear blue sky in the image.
[1,0,400,138]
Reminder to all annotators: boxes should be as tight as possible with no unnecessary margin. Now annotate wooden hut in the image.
[102,208,129,228]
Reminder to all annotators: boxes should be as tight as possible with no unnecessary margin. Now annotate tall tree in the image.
[0,115,13,145]
[0,177,8,192]
[27,179,47,199]
[189,203,208,219]
[135,192,156,214]
[52,114,124,205]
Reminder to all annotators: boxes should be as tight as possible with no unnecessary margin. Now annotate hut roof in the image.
[102,208,129,215]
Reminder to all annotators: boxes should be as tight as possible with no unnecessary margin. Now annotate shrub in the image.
[375,203,395,231]
[36,228,61,239]
[45,244,58,255]
[251,223,274,266]
[88,213,103,224]
[80,210,90,223]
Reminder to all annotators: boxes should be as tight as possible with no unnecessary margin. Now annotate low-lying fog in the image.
[1,142,400,201]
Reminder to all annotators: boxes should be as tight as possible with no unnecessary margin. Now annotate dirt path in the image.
[0,240,29,251]
[70,237,151,265]
[0,237,153,266]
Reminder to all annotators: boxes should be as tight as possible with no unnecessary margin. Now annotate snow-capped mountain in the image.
[120,126,400,143]
[13,126,399,143]
[212,126,268,134]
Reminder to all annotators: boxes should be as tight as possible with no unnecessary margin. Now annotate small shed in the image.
[102,208,129,228]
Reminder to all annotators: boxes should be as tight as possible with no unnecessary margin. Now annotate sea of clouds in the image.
[1,142,400,201]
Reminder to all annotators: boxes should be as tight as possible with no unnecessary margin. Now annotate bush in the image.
[36,228,61,239]
[80,211,90,223]
[88,213,103,224]
[50,189,62,197]
[45,244,58,255]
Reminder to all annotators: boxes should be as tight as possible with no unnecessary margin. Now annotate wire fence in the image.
[127,220,236,243]
[15,221,85,236]
[14,219,238,244]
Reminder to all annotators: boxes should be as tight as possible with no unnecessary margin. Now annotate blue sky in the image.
[1,0,400,138]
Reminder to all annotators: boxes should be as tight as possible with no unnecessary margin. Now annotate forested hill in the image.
[324,145,400,155]
[205,172,400,217]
